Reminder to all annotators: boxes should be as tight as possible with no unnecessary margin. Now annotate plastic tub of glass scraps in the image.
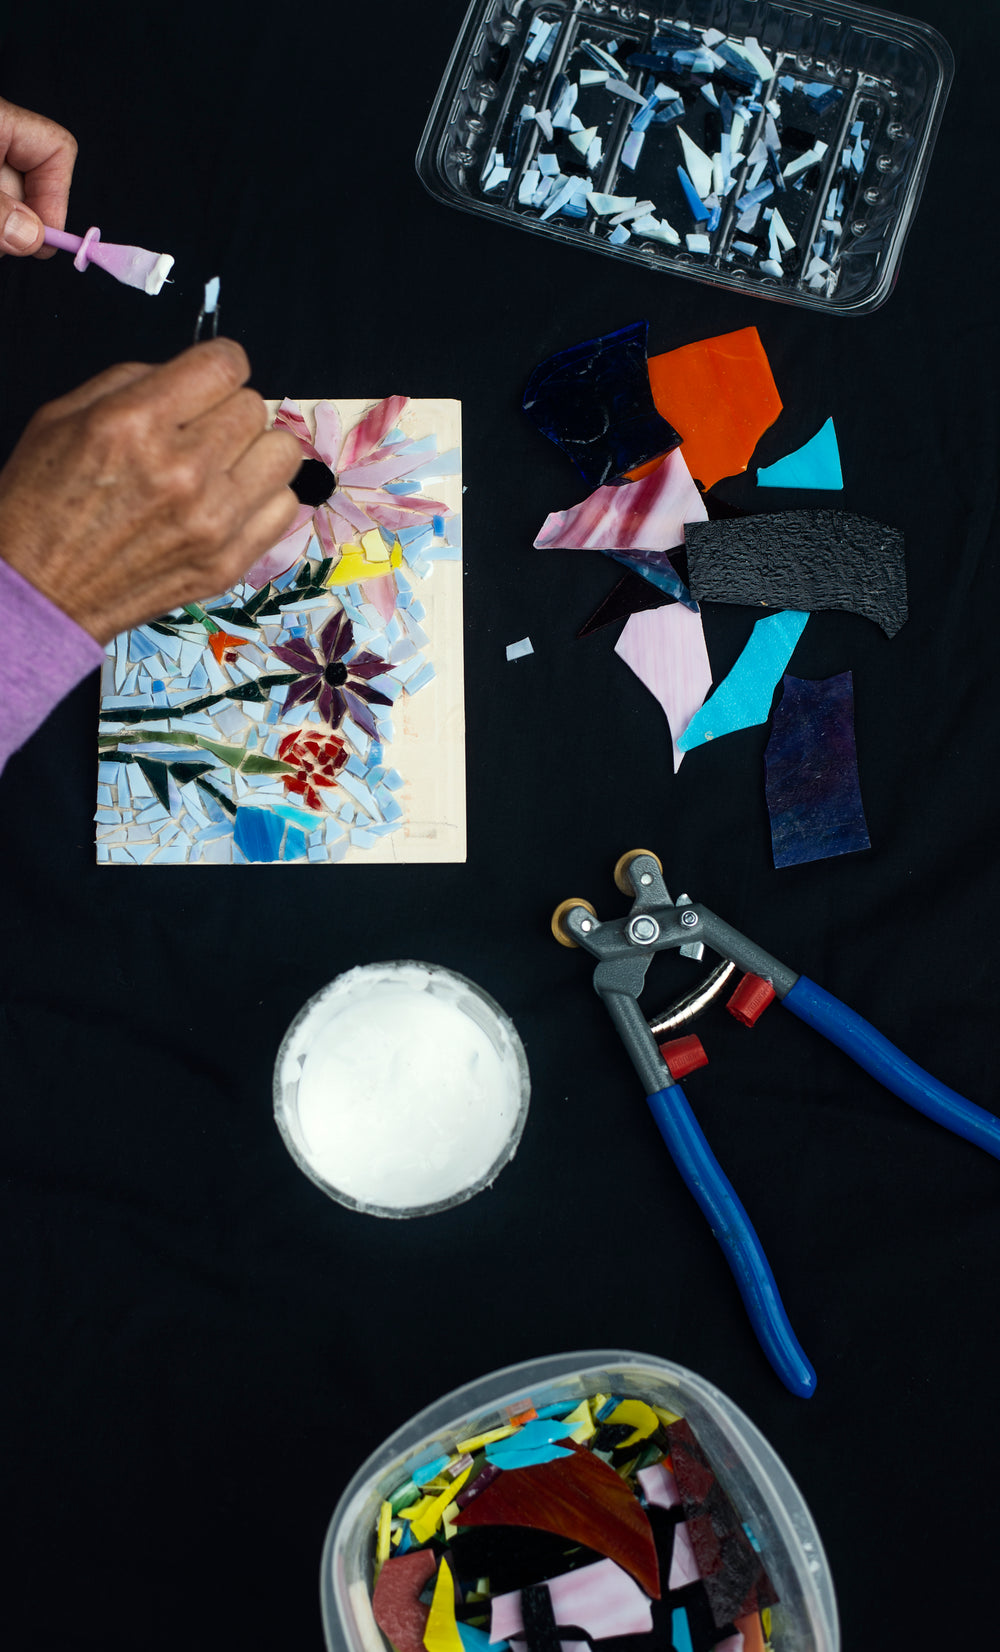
[320,1350,839,1652]
[415,0,952,315]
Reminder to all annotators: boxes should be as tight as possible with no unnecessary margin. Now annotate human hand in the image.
[0,95,77,256]
[0,339,303,644]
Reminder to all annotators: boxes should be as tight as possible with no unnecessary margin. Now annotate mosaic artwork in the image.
[96,397,465,864]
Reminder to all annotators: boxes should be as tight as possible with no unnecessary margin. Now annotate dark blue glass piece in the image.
[765,672,871,869]
[523,320,682,489]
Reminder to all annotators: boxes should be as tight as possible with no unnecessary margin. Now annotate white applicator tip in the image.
[143,252,175,296]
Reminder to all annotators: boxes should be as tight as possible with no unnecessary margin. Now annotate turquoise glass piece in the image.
[757,417,843,489]
[676,611,809,752]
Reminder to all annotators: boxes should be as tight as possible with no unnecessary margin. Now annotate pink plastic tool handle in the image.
[43,224,102,271]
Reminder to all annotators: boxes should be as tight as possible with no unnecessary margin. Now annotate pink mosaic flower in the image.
[246,396,450,587]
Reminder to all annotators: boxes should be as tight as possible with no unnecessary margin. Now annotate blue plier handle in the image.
[553,851,1000,1398]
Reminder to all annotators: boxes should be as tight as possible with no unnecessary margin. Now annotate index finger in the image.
[0,99,76,232]
[113,337,252,427]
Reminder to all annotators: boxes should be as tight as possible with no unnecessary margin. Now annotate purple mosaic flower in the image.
[272,611,392,738]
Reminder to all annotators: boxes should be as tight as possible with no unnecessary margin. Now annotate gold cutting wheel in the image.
[551,897,597,948]
[613,848,663,895]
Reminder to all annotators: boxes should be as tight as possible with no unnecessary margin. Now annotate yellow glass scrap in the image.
[375,1500,393,1573]
[606,1399,661,1447]
[423,1557,464,1652]
[361,526,392,562]
[651,1404,682,1428]
[560,1400,595,1443]
[327,536,403,586]
[455,1424,517,1453]
[409,1464,472,1544]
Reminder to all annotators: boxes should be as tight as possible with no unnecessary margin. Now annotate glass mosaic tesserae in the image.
[96,398,465,865]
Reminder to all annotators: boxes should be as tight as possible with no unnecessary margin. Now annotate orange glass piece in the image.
[627,327,782,492]
[734,1611,766,1652]
[209,631,249,664]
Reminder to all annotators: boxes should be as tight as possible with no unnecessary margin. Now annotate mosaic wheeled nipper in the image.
[552,850,1000,1399]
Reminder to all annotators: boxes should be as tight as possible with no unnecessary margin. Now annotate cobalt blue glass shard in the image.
[765,672,871,868]
[522,320,681,488]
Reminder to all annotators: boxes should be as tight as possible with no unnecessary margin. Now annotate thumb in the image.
[0,192,44,255]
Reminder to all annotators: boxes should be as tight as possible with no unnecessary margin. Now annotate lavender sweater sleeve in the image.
[0,557,105,776]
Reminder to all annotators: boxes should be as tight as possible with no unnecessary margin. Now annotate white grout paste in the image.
[276,963,528,1213]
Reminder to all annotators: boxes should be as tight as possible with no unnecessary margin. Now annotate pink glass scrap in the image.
[614,604,713,771]
[490,1558,653,1644]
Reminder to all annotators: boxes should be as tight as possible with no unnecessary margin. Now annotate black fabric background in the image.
[1,2,997,1647]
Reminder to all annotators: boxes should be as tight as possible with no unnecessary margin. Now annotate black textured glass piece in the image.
[684,509,907,637]
[523,320,682,489]
[521,1583,562,1652]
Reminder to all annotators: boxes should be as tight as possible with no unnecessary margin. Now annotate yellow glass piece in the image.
[361,526,392,562]
[327,539,404,586]
[588,1393,610,1420]
[396,1494,436,1523]
[455,1424,517,1452]
[607,1399,660,1446]
[561,1400,596,1443]
[375,1501,393,1570]
[424,1558,464,1652]
[410,1465,472,1544]
[762,1609,772,1638]
[651,1404,682,1428]
[442,1501,461,1541]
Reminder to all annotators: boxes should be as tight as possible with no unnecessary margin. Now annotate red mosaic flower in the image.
[277,729,348,812]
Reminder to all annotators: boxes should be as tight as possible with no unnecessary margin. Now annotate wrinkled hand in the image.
[0,95,76,256]
[0,339,303,644]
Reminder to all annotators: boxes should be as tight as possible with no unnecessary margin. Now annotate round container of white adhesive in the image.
[273,961,530,1218]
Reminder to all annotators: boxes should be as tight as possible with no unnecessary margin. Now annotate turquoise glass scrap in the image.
[677,611,809,753]
[757,417,843,489]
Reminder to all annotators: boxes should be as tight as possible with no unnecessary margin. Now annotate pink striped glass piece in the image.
[338,393,409,470]
[363,495,448,531]
[533,449,707,553]
[274,398,322,462]
[615,604,712,772]
[244,511,315,588]
[338,452,428,489]
[490,1559,653,1644]
[362,573,398,622]
[668,1522,702,1591]
[312,399,343,469]
[636,1462,680,1510]
[328,488,378,536]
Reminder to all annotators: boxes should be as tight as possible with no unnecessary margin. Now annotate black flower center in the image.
[293,457,336,508]
[323,660,348,688]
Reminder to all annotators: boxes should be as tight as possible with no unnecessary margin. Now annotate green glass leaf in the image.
[240,753,296,776]
[169,761,217,785]
[135,757,172,810]
[192,737,248,768]
[244,583,274,619]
